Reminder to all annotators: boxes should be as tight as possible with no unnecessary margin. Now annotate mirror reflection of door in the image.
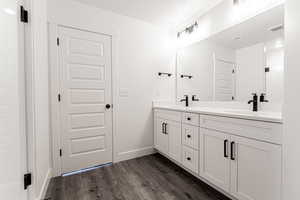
[264,39,284,104]
[214,58,236,101]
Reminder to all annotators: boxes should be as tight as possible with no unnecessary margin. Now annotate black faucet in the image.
[192,95,199,102]
[248,93,258,112]
[180,95,189,107]
[260,93,269,103]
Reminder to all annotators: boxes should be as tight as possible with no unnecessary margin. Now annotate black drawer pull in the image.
[187,157,191,161]
[224,140,228,158]
[187,135,191,138]
[187,117,191,121]
[164,123,168,135]
[231,141,236,161]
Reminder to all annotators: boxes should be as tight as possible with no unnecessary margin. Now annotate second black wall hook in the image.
[158,72,172,77]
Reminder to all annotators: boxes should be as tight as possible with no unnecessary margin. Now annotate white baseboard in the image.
[115,146,155,162]
[36,168,52,200]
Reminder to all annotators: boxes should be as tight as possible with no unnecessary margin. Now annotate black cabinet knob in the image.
[187,135,191,138]
[187,157,191,161]
[106,104,111,109]
[187,117,191,121]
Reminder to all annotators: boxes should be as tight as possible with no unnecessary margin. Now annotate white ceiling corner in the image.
[72,0,224,29]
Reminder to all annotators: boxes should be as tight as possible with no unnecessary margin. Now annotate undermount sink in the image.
[223,109,281,117]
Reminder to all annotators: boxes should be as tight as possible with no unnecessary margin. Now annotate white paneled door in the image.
[214,59,235,101]
[0,0,28,199]
[58,27,112,173]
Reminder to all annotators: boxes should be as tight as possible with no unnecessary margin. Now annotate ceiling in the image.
[209,5,284,49]
[73,0,224,28]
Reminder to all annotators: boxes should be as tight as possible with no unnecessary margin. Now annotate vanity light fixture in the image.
[269,24,284,32]
[177,21,198,38]
[233,0,240,5]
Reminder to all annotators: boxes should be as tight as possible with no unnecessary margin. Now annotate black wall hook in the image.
[180,74,193,79]
[158,72,172,77]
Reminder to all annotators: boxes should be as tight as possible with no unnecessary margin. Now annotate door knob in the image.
[106,104,111,109]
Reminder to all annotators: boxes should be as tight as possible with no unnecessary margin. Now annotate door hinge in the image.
[24,173,32,190]
[57,38,60,46]
[58,94,61,102]
[232,96,235,100]
[59,149,62,157]
[20,6,28,23]
[232,69,235,74]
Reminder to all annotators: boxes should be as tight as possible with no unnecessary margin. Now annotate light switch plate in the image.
[119,88,129,97]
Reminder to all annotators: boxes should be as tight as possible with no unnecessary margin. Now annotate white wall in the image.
[28,0,51,199]
[47,0,175,166]
[236,43,265,101]
[177,39,235,104]
[283,0,300,199]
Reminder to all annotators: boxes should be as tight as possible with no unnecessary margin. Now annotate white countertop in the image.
[153,104,282,123]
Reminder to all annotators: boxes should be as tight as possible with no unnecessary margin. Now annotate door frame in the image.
[49,23,119,176]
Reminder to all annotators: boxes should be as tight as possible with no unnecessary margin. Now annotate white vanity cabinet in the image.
[154,110,182,163]
[199,128,231,192]
[154,118,169,155]
[230,135,282,200]
[181,122,199,173]
[154,108,283,200]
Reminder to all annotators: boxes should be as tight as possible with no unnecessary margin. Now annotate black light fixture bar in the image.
[177,21,198,38]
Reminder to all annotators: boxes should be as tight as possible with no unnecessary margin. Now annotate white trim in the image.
[115,147,156,162]
[49,23,119,177]
[35,169,52,200]
[48,22,61,177]
[17,0,30,199]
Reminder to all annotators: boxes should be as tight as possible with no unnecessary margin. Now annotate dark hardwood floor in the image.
[44,154,231,200]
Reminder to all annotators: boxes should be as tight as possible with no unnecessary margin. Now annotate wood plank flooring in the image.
[44,154,231,200]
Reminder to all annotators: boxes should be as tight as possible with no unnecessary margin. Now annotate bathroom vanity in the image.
[154,105,282,200]
[154,4,284,200]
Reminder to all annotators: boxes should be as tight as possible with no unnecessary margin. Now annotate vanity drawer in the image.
[154,109,181,122]
[182,124,199,150]
[182,146,199,174]
[200,115,283,144]
[182,112,199,126]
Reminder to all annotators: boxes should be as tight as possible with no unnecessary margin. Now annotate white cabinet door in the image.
[155,118,169,155]
[230,135,282,200]
[166,120,181,163]
[200,128,231,192]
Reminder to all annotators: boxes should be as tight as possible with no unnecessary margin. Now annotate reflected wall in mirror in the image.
[177,5,284,105]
